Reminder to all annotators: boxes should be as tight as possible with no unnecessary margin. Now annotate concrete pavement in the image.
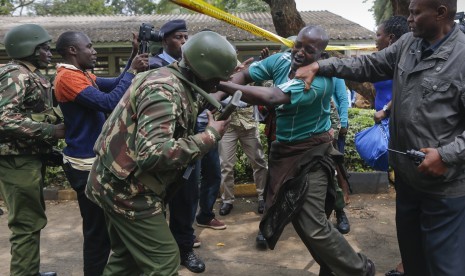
[0,191,400,276]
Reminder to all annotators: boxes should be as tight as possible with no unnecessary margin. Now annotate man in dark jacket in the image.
[149,19,187,69]
[54,30,147,276]
[297,1,465,275]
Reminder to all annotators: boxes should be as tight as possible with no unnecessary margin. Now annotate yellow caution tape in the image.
[169,0,376,51]
[326,45,377,51]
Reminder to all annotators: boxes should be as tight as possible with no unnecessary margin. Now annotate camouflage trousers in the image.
[102,211,180,276]
[0,155,47,276]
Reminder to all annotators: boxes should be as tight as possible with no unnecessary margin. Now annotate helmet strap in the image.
[178,59,189,71]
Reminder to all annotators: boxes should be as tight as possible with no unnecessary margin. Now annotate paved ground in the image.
[0,189,401,276]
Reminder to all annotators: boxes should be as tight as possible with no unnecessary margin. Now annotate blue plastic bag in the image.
[354,118,389,171]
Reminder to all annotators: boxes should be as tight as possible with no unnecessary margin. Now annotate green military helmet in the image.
[280,35,297,52]
[181,31,237,81]
[3,24,52,59]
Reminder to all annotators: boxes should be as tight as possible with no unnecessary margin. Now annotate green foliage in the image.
[107,0,157,15]
[233,124,268,183]
[218,0,269,13]
[34,0,114,16]
[372,0,393,25]
[0,1,13,15]
[233,108,376,183]
[44,109,377,186]
[344,108,376,172]
[11,0,268,16]
[44,139,70,188]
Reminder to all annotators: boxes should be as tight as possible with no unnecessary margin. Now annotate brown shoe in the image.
[196,218,227,230]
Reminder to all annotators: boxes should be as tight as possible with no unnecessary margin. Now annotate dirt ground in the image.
[0,188,401,276]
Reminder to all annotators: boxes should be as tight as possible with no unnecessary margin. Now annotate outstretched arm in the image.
[218,81,289,106]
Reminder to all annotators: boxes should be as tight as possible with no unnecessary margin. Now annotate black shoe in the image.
[180,250,205,273]
[366,259,376,276]
[39,273,57,276]
[257,199,265,214]
[0,208,3,216]
[336,209,350,234]
[256,230,267,249]
[385,269,404,276]
[219,203,233,216]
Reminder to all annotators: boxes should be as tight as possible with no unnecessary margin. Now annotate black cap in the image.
[160,19,187,38]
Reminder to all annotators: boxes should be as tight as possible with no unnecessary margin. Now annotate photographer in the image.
[149,19,188,68]
[54,31,147,276]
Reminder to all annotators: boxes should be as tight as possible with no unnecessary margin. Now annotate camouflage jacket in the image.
[86,64,221,220]
[229,106,258,129]
[0,61,58,155]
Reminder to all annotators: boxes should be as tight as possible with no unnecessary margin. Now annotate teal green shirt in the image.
[249,52,333,142]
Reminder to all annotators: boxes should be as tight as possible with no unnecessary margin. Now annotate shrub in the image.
[44,139,70,188]
[45,108,378,186]
[233,108,376,183]
[344,108,376,172]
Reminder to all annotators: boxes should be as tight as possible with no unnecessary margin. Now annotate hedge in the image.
[44,108,377,187]
[233,107,377,183]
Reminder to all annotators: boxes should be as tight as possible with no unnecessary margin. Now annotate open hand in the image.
[295,62,319,90]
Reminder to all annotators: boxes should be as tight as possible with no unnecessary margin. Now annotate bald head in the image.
[291,25,329,70]
[298,25,329,52]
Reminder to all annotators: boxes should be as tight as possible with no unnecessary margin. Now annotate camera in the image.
[455,12,465,34]
[138,23,163,54]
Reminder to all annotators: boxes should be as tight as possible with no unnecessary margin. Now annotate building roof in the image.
[0,10,374,45]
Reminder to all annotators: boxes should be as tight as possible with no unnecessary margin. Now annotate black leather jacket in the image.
[319,25,465,197]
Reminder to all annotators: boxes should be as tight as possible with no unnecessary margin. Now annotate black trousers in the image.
[63,163,111,276]
[168,159,200,252]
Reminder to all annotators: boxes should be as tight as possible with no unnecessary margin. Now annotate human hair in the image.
[56,31,86,57]
[381,16,409,41]
[427,0,457,19]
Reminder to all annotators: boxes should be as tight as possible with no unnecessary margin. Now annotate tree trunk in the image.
[263,0,305,37]
[390,0,410,17]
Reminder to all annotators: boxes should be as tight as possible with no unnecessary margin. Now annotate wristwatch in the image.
[382,104,390,113]
[127,68,137,75]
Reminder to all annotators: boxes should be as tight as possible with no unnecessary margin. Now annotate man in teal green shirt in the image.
[218,25,375,276]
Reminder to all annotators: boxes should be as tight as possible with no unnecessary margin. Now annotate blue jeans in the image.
[63,163,111,276]
[395,175,465,276]
[195,121,222,224]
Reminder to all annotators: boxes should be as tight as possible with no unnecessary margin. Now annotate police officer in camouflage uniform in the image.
[85,31,237,275]
[0,24,65,276]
